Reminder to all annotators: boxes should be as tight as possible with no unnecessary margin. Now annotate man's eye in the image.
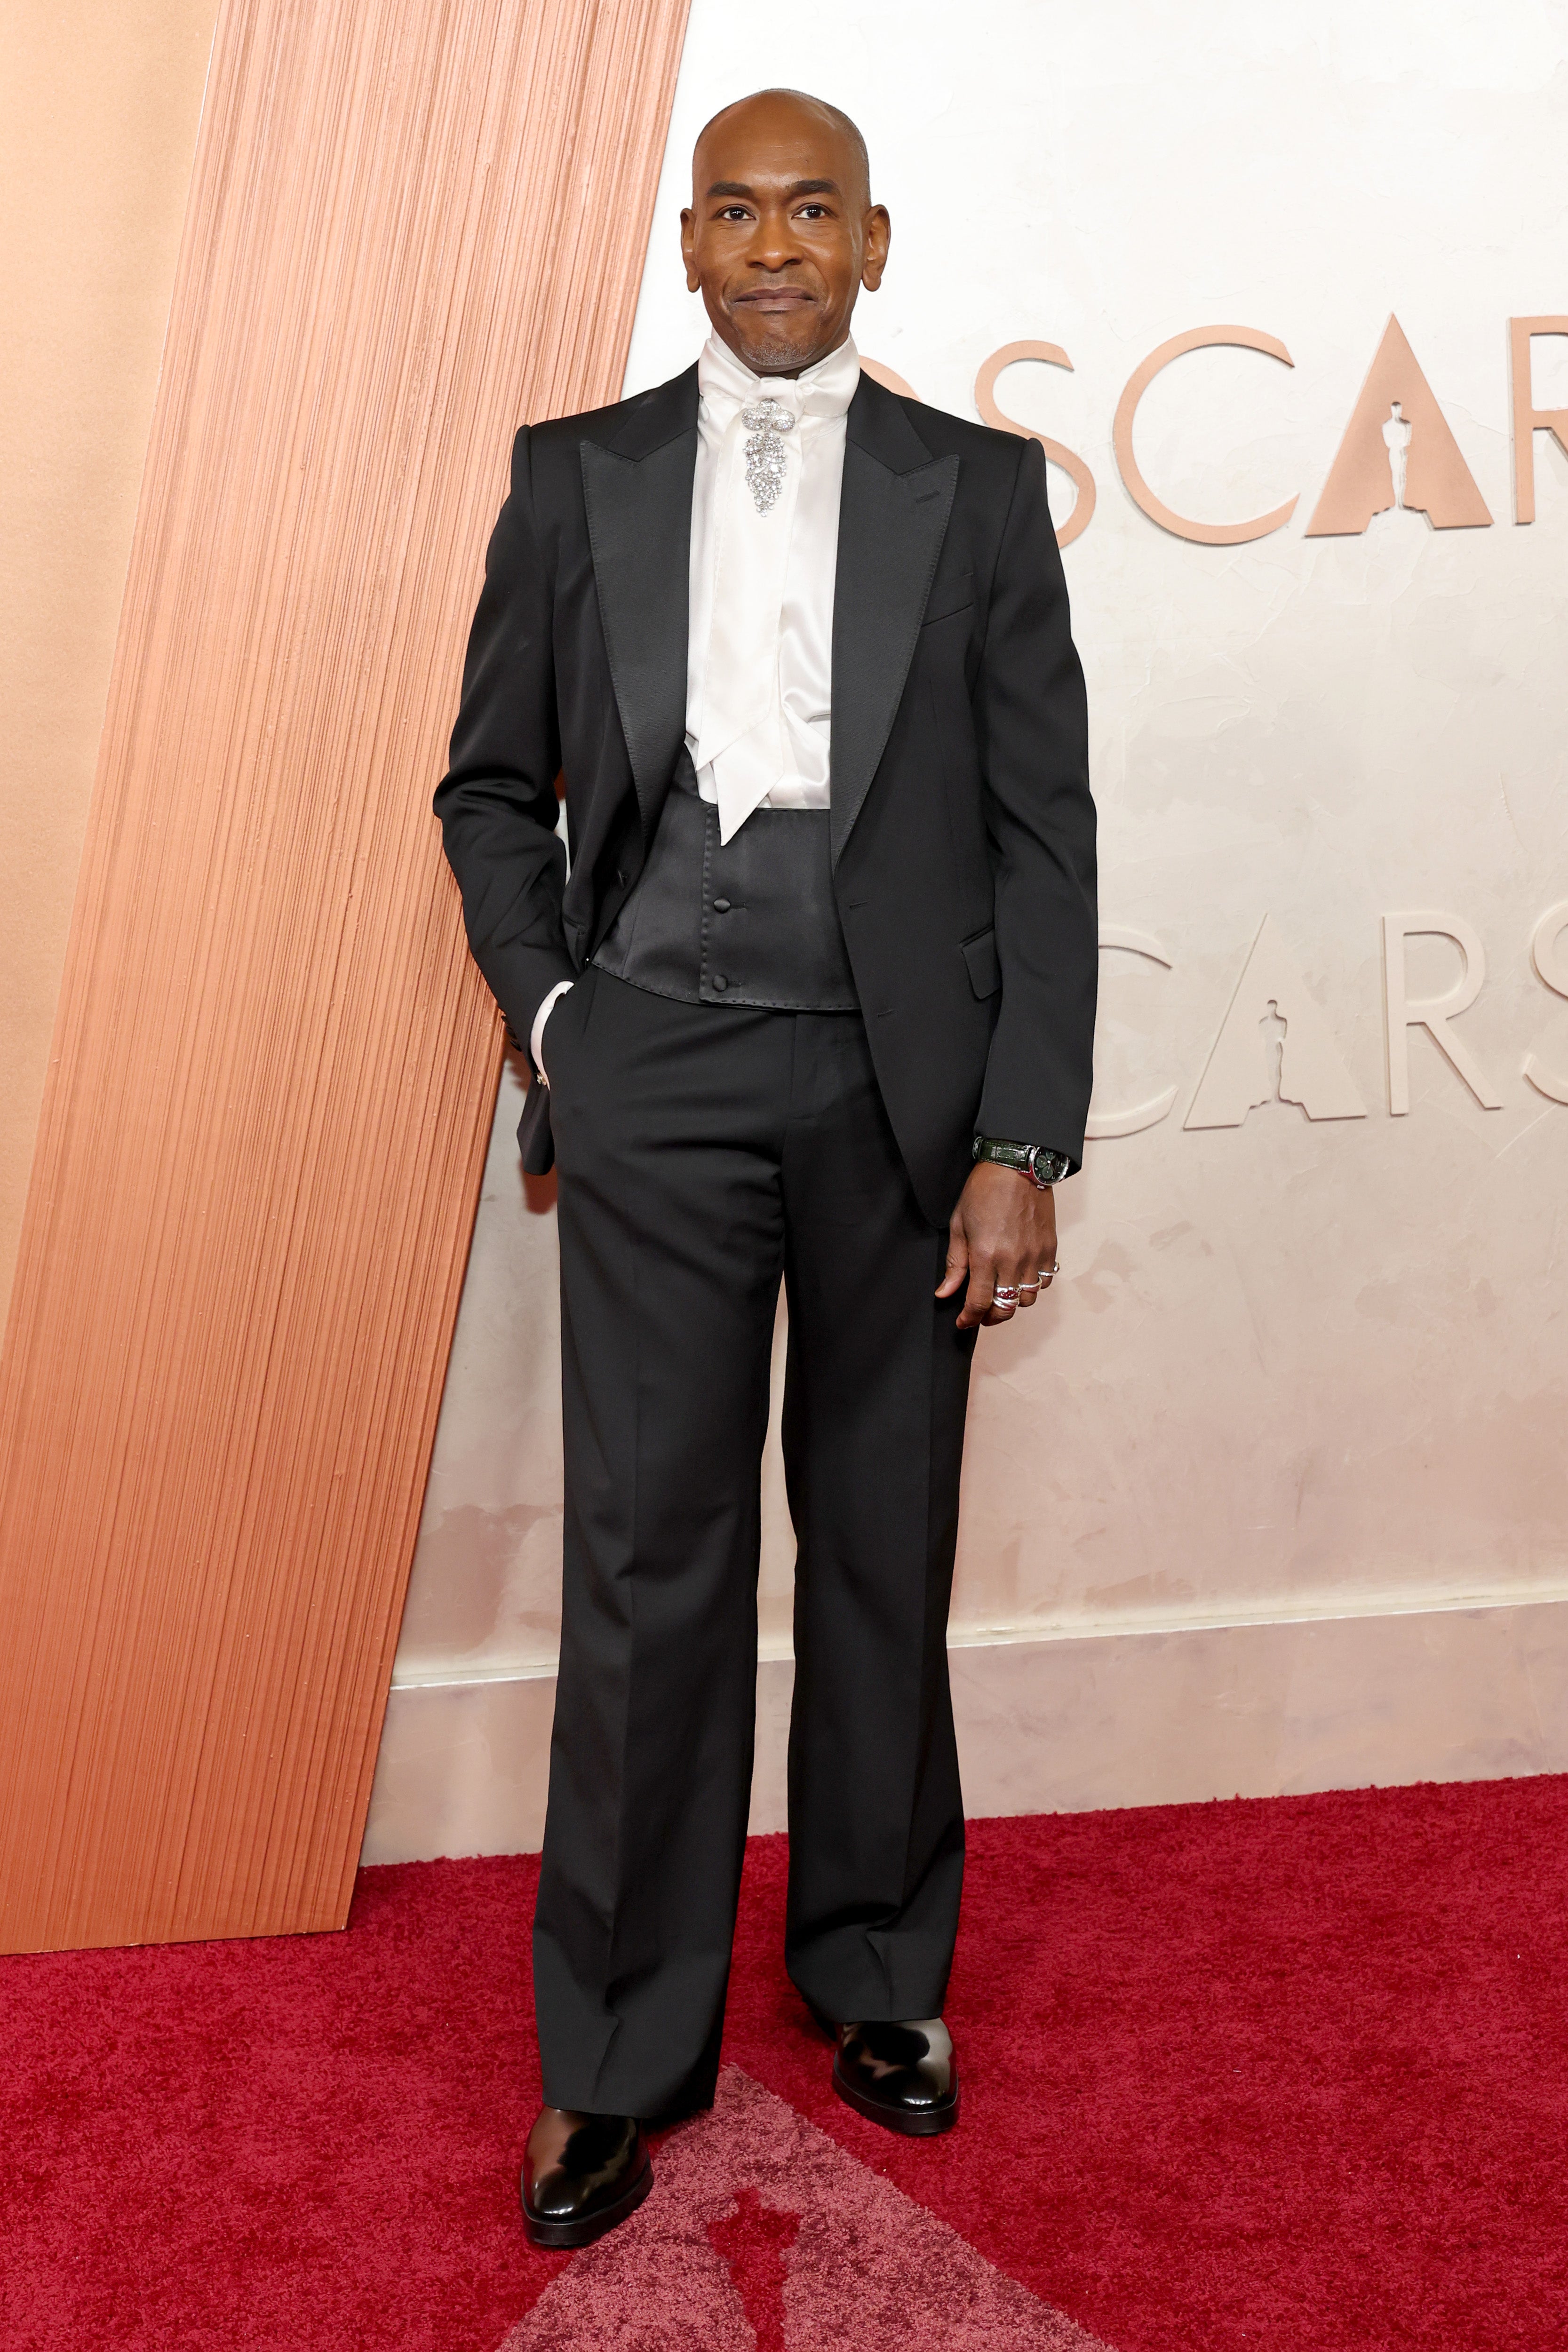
[718,206,751,222]
[797,205,827,219]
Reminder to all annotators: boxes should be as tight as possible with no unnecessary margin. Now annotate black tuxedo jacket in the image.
[435,364,1096,1226]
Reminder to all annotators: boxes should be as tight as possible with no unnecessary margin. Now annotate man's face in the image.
[681,95,890,378]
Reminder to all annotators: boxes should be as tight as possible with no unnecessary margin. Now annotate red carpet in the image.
[3,1777,1566,2351]
[506,2067,1103,2348]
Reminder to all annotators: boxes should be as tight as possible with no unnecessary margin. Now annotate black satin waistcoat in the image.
[592,748,858,1013]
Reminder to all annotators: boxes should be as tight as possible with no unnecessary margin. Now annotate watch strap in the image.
[971,1136,1071,1188]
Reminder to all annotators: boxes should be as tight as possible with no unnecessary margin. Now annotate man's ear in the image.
[680,208,699,294]
[860,205,891,294]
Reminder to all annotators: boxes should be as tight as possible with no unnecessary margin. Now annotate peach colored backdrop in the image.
[0,0,690,1955]
[0,0,220,1335]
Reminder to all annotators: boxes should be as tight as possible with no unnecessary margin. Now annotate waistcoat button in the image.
[712,897,731,912]
[712,974,729,991]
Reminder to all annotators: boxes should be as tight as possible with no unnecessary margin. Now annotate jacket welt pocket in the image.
[922,567,974,627]
[960,926,1001,999]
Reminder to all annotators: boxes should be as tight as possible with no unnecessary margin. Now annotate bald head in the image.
[694,88,871,209]
[681,87,889,378]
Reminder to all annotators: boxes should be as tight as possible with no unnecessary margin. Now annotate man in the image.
[435,88,1096,2248]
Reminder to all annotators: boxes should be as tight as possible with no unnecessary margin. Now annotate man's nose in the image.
[748,211,802,270]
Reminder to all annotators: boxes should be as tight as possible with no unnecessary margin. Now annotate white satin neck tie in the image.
[691,334,860,842]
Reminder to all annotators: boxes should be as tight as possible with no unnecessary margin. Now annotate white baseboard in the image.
[359,1596,1568,1866]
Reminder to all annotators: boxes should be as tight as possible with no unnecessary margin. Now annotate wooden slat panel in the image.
[0,0,690,1952]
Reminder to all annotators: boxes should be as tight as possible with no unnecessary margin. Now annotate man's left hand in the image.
[936,1163,1059,1331]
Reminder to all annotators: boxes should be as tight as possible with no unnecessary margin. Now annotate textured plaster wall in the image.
[392,0,1568,1702]
[0,0,220,1334]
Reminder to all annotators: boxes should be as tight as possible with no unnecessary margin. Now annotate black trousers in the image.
[533,969,976,2117]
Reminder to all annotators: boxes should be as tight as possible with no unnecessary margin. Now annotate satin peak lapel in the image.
[830,384,958,864]
[580,373,697,837]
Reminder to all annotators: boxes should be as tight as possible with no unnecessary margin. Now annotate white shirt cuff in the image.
[529,980,574,1084]
[526,978,576,1077]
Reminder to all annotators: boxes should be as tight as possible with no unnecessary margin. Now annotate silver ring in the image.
[1040,1265,1059,1280]
[992,1285,1020,1307]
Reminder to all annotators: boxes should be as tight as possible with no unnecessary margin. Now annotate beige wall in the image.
[0,0,218,1332]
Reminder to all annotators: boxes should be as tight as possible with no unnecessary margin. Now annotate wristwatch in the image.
[972,1136,1072,1189]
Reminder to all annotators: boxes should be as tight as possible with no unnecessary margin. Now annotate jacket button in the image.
[712,974,729,991]
[712,897,731,912]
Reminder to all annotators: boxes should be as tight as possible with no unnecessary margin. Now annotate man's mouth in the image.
[734,288,813,310]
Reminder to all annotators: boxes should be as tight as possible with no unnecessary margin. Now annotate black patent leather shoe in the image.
[520,2107,652,2248]
[833,2017,960,2135]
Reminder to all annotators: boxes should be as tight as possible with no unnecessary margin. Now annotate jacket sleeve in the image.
[971,436,1098,1170]
[433,425,574,1060]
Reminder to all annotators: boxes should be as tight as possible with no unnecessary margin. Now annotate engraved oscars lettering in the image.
[973,342,1097,549]
[1082,907,1568,1143]
[1509,318,1568,524]
[1085,930,1178,1138]
[1113,326,1299,546]
[1381,913,1502,1115]
[873,307,1565,549]
[864,321,1563,1138]
[1523,902,1568,1106]
[1186,916,1365,1128]
[858,356,917,400]
[1306,315,1491,535]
